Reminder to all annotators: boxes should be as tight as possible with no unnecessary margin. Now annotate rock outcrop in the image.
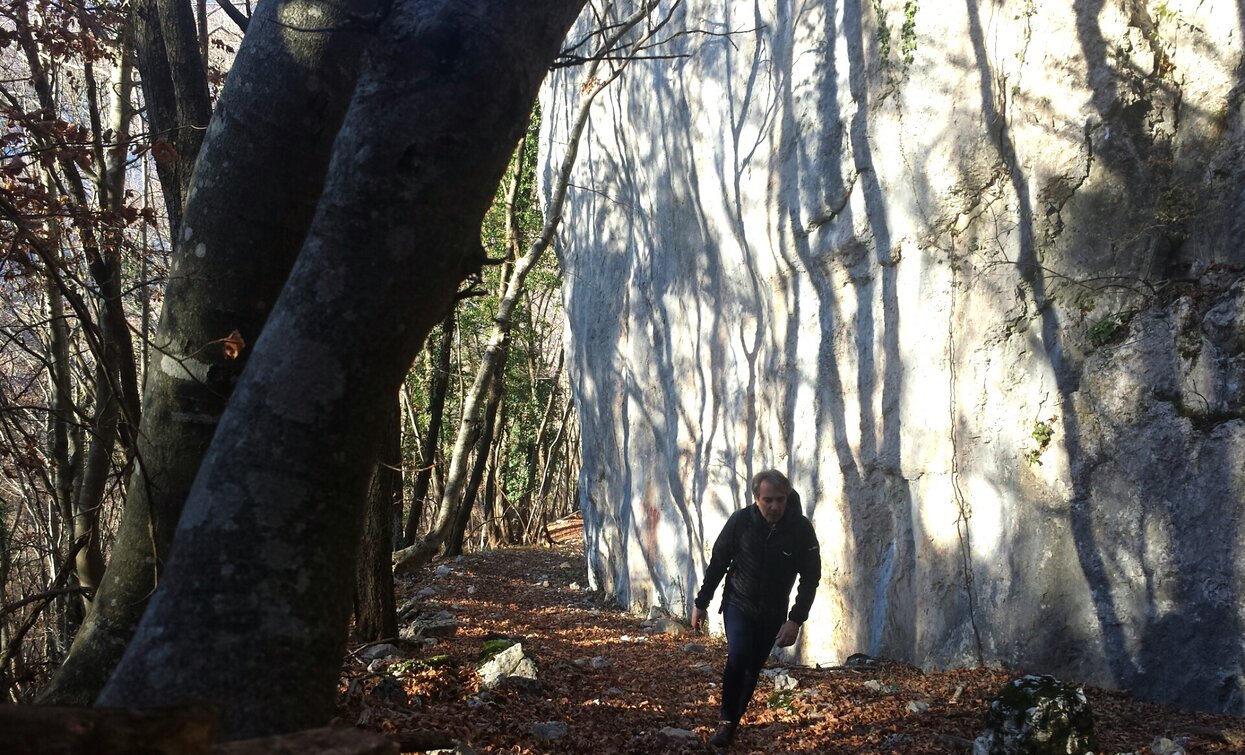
[974,674,1096,755]
[540,0,1245,712]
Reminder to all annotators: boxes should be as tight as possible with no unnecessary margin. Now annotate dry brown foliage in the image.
[336,522,1245,753]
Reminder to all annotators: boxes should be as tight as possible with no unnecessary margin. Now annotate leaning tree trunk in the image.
[37,0,382,706]
[392,0,663,574]
[98,0,589,739]
[353,397,400,642]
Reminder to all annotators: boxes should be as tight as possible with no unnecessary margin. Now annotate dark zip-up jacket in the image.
[694,495,821,624]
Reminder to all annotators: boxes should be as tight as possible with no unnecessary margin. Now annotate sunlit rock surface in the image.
[539,0,1245,712]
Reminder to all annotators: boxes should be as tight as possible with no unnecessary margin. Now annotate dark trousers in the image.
[720,603,784,723]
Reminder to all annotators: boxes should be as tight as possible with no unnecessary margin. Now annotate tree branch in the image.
[215,0,250,32]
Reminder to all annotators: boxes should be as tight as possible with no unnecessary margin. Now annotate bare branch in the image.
[215,0,250,31]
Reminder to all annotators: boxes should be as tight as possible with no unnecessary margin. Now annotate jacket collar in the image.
[748,500,798,528]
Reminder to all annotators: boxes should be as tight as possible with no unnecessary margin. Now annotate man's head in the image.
[751,469,791,524]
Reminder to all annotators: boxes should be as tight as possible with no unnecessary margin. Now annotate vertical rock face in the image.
[540,0,1245,712]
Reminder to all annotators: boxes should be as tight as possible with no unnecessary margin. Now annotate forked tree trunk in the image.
[38,0,382,706]
[392,0,666,575]
[98,0,588,739]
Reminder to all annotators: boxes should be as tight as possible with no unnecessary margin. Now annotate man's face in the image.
[755,480,789,524]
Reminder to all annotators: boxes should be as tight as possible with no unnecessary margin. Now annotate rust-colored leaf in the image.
[221,329,245,360]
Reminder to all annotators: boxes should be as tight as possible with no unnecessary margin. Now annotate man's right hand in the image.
[691,606,707,632]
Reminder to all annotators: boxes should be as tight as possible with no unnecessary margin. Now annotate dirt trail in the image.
[336,525,1244,753]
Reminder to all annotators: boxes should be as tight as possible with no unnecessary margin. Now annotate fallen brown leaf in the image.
[338,529,1245,754]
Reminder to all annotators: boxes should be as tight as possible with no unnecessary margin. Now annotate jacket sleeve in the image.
[788,519,821,624]
[694,510,740,610]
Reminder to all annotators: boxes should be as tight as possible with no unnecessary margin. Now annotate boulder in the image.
[532,721,567,743]
[844,653,880,670]
[771,673,798,691]
[588,656,612,669]
[1150,735,1188,754]
[973,675,1096,755]
[648,618,688,635]
[477,642,538,690]
[656,727,699,745]
[405,610,459,639]
[358,643,401,662]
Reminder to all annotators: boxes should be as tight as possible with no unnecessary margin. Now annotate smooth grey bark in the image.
[38,0,381,706]
[98,0,588,738]
[392,0,659,573]
[216,0,250,31]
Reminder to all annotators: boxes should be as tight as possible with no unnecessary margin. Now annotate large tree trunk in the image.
[37,0,381,706]
[353,398,400,642]
[392,0,659,574]
[97,0,588,739]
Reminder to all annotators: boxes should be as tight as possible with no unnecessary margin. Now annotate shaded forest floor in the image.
[336,520,1245,753]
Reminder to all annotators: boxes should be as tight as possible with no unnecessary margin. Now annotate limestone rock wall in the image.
[539,0,1245,712]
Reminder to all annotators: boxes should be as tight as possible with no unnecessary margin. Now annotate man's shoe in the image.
[708,720,737,748]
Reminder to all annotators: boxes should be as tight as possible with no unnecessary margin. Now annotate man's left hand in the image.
[775,620,800,648]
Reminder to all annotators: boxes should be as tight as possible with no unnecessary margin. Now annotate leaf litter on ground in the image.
[335,522,1245,754]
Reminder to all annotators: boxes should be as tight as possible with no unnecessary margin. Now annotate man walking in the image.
[691,470,821,749]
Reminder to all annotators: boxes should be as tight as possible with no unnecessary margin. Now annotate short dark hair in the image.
[750,469,791,497]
